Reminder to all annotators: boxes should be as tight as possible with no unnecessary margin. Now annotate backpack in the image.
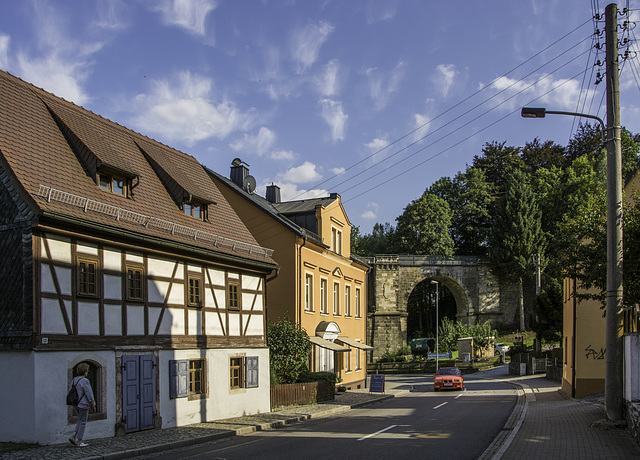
[66,379,80,406]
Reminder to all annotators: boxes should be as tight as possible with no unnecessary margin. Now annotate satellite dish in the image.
[243,175,256,194]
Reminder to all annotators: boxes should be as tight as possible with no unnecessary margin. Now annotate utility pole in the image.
[605,2,623,421]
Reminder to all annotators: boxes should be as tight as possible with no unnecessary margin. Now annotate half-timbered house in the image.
[0,70,278,444]
[207,161,372,389]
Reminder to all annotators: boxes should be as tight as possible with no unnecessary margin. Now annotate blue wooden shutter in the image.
[140,356,156,430]
[122,356,139,433]
[169,360,189,398]
[245,356,259,388]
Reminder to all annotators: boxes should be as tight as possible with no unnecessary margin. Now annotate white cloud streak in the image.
[154,0,217,36]
[366,61,405,110]
[230,127,276,156]
[132,71,254,146]
[291,21,334,74]
[278,161,322,184]
[433,64,458,98]
[320,98,348,141]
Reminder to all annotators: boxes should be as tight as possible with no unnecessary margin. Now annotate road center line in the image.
[455,394,463,399]
[433,402,448,409]
[357,424,398,441]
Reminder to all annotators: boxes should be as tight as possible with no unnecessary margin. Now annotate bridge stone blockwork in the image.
[366,255,522,361]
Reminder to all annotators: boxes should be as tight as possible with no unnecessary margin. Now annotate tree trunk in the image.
[519,277,525,331]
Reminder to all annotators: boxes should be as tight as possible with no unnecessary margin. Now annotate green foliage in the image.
[531,278,563,343]
[490,168,545,280]
[377,346,411,363]
[437,318,497,355]
[267,318,311,384]
[350,222,398,256]
[395,191,454,255]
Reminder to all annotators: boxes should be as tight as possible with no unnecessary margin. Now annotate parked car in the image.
[433,367,464,391]
[495,343,511,353]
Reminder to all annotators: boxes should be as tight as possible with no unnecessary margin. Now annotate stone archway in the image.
[366,255,522,361]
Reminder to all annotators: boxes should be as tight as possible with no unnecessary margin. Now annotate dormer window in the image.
[184,200,207,220]
[98,172,128,197]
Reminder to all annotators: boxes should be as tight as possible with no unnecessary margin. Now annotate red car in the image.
[433,367,464,391]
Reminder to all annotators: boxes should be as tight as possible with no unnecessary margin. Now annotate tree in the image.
[521,137,568,172]
[267,318,311,384]
[350,222,398,256]
[489,168,545,330]
[472,141,524,196]
[395,191,454,255]
[531,277,563,344]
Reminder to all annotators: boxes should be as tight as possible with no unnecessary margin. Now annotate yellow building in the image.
[563,172,640,397]
[207,160,372,389]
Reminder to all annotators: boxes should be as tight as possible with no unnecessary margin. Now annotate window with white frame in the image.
[355,287,361,318]
[305,273,313,312]
[333,282,340,315]
[320,279,328,314]
[355,347,361,370]
[331,227,342,255]
[345,348,352,372]
[344,285,351,317]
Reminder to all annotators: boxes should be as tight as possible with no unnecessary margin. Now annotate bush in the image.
[268,318,311,384]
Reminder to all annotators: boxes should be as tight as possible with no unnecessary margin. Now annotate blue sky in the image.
[1,0,640,234]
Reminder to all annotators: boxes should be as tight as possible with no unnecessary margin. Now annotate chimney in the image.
[266,183,281,203]
[230,158,249,188]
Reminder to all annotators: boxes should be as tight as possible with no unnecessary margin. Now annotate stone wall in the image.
[366,255,522,362]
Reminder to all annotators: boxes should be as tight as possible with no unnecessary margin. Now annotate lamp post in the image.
[431,280,439,371]
[521,12,623,420]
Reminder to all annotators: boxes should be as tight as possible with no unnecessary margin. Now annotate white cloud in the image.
[365,136,390,163]
[230,127,276,156]
[291,21,334,74]
[269,150,297,161]
[487,74,593,112]
[412,113,431,142]
[330,167,346,175]
[0,34,9,69]
[319,98,348,142]
[154,0,217,36]
[132,71,254,146]
[366,61,405,110]
[277,182,329,201]
[433,64,458,98]
[361,202,379,219]
[365,0,398,23]
[365,136,389,153]
[7,2,106,105]
[277,161,322,184]
[316,59,340,97]
[94,0,129,30]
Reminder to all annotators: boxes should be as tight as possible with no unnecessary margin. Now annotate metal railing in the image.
[37,185,274,258]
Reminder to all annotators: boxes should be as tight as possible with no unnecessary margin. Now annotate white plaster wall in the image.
[0,351,116,445]
[242,292,263,311]
[208,268,225,286]
[103,249,121,271]
[44,236,71,263]
[0,352,36,442]
[158,348,270,428]
[205,311,224,335]
[104,274,122,300]
[78,301,100,335]
[127,305,145,335]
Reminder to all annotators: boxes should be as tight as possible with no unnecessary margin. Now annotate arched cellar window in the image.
[67,360,107,424]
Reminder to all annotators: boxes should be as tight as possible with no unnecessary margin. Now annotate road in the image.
[142,372,516,460]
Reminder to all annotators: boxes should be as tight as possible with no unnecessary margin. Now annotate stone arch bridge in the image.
[365,255,522,361]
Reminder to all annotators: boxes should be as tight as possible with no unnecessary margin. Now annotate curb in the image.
[79,393,401,460]
[477,380,528,460]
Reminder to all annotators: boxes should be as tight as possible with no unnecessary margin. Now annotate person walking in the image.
[68,363,96,447]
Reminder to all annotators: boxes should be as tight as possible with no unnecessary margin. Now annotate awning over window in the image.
[337,336,375,350]
[308,336,350,352]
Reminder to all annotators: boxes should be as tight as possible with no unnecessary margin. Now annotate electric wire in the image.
[292,18,594,201]
[343,70,591,204]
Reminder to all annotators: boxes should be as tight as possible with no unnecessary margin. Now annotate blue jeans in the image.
[74,407,89,440]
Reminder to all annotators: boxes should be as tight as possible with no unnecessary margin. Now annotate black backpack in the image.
[66,379,80,406]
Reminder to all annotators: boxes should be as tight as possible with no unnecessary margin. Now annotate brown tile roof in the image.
[0,70,276,267]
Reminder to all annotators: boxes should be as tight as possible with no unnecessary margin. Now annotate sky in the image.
[2,0,640,235]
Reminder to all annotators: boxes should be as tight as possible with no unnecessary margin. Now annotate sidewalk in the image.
[477,366,640,460]
[2,367,640,459]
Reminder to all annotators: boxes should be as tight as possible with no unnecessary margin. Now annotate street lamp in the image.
[431,280,439,371]
[521,103,623,420]
[521,107,605,144]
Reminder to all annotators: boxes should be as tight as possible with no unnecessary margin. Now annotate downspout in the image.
[572,277,577,397]
[298,235,307,328]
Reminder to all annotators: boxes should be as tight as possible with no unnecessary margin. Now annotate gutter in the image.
[298,235,307,328]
